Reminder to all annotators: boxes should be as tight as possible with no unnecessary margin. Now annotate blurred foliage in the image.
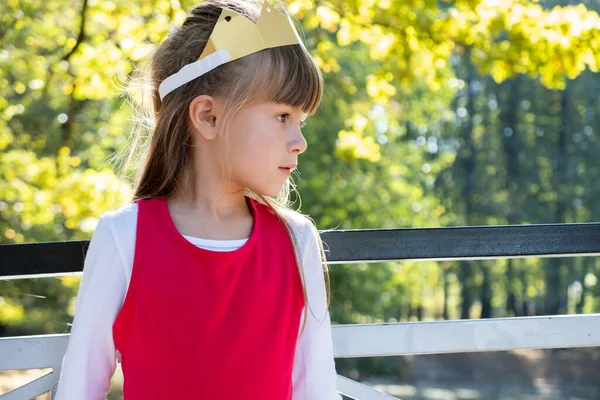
[1,0,600,379]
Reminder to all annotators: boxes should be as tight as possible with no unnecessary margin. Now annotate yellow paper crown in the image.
[159,1,302,100]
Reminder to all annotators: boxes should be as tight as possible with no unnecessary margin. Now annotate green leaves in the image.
[3,0,600,345]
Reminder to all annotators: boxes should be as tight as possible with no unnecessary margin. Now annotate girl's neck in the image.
[166,173,253,241]
[168,190,248,218]
[172,166,248,214]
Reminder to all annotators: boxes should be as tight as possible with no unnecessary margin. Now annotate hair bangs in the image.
[245,44,323,115]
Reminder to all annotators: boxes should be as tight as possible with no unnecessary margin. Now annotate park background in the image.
[2,0,600,398]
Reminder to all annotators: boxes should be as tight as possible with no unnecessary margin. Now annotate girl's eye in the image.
[277,113,306,128]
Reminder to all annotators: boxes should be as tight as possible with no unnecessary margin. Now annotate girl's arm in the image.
[54,214,128,400]
[292,220,342,400]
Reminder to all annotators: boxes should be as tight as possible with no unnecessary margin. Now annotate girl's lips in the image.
[279,163,297,177]
[279,167,292,176]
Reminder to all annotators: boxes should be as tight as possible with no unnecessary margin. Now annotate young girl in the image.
[54,0,340,398]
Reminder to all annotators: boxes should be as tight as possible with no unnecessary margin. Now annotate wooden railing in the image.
[2,223,600,399]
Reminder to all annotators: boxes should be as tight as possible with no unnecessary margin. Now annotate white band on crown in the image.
[158,49,232,101]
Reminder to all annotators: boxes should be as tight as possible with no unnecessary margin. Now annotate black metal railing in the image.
[2,222,600,279]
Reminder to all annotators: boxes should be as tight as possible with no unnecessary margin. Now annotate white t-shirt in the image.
[54,201,341,400]
[182,234,248,251]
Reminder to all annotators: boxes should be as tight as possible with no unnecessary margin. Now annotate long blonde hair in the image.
[117,0,330,333]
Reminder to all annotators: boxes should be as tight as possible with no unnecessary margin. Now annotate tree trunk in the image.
[520,267,529,316]
[459,261,473,319]
[546,84,571,315]
[459,48,477,320]
[499,77,522,317]
[506,260,518,316]
[443,268,449,320]
[480,264,492,318]
[545,259,561,315]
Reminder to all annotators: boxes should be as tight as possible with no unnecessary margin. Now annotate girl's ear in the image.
[189,95,220,141]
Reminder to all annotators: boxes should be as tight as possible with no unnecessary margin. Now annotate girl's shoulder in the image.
[90,202,139,280]
[99,201,139,231]
[93,202,139,262]
[250,198,318,241]
[277,206,321,246]
[278,206,313,229]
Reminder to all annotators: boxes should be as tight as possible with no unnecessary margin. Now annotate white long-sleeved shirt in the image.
[54,201,341,399]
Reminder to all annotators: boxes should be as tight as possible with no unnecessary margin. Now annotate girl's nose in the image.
[290,129,308,154]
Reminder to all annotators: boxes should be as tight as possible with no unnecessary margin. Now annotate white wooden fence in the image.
[2,314,600,399]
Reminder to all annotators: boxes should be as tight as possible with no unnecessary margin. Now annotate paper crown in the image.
[158,1,302,100]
